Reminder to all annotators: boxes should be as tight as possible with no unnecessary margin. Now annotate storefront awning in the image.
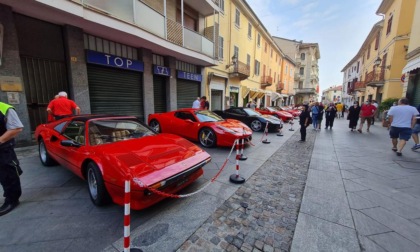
[249,88,265,99]
[270,92,282,101]
[241,87,250,99]
[281,94,289,98]
[403,56,420,73]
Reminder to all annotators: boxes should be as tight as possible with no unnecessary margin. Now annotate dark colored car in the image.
[213,107,281,132]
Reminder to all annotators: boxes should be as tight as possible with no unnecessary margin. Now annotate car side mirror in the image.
[185,119,194,123]
[61,139,81,147]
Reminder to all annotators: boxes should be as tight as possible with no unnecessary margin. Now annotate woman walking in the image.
[347,101,361,131]
[325,103,337,129]
[311,102,320,130]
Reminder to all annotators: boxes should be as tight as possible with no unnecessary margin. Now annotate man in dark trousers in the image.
[0,101,24,216]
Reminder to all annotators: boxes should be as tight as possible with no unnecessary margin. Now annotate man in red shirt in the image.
[47,91,80,120]
[357,100,376,133]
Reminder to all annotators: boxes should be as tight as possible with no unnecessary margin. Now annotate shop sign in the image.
[177,71,202,82]
[153,65,171,76]
[86,50,144,72]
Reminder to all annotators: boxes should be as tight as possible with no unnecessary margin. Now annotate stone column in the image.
[0,4,31,146]
[63,25,91,114]
[140,48,154,122]
[166,56,177,111]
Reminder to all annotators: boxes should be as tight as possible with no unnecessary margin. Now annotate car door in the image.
[172,111,198,140]
[225,108,249,124]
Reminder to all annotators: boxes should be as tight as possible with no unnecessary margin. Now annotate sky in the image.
[246,0,382,93]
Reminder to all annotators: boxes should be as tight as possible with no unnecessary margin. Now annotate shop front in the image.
[176,71,201,109]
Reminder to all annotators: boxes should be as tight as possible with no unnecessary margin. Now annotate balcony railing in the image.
[365,69,385,87]
[354,81,366,91]
[294,87,316,95]
[228,61,250,80]
[276,82,285,92]
[260,76,273,87]
[71,0,215,58]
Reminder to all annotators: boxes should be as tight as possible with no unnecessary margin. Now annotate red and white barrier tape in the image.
[124,179,131,252]
[260,121,269,142]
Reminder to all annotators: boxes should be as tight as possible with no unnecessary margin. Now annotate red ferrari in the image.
[256,107,294,122]
[148,109,252,148]
[274,106,301,117]
[34,115,211,210]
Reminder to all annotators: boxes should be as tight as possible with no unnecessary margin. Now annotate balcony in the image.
[260,76,273,87]
[70,0,215,58]
[294,87,316,95]
[276,82,285,92]
[354,81,366,91]
[294,73,303,80]
[228,61,250,80]
[310,73,319,81]
[365,69,385,87]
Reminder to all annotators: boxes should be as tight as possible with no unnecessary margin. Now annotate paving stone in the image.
[347,192,379,210]
[368,232,420,252]
[351,209,391,235]
[342,179,368,192]
[358,235,387,252]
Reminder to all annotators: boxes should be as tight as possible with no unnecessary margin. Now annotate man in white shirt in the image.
[387,97,419,156]
[192,97,200,108]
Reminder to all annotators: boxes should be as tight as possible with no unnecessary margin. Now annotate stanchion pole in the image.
[277,119,284,136]
[122,178,143,252]
[230,139,245,184]
[289,120,295,131]
[262,121,270,144]
[239,128,248,161]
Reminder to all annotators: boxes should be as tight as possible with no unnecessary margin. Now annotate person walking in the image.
[299,104,310,142]
[371,100,379,125]
[410,103,420,150]
[311,102,319,130]
[387,97,419,156]
[47,94,59,123]
[325,103,337,129]
[316,103,325,130]
[357,100,376,133]
[336,102,343,119]
[347,101,361,131]
[47,91,80,120]
[192,97,200,108]
[0,101,24,216]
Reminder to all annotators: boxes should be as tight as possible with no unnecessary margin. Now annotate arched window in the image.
[300,53,305,60]
[299,67,304,75]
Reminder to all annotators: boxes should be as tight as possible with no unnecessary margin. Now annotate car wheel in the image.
[87,162,110,206]
[38,138,56,166]
[250,120,263,132]
[198,128,217,148]
[149,119,161,133]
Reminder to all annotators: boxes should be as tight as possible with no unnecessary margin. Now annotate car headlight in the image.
[217,125,236,134]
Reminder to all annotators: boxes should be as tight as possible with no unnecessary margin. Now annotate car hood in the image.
[97,134,211,185]
[260,115,281,124]
[276,111,293,118]
[215,119,252,134]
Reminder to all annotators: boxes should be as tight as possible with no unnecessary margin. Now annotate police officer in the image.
[0,101,24,216]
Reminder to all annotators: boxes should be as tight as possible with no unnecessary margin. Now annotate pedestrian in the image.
[192,97,200,108]
[387,97,419,156]
[371,100,379,125]
[299,104,310,142]
[411,103,420,150]
[47,91,80,120]
[325,103,337,129]
[336,102,343,118]
[310,102,319,130]
[357,100,376,133]
[316,103,324,130]
[347,101,361,131]
[343,104,348,118]
[47,94,59,123]
[0,101,24,216]
[200,96,209,110]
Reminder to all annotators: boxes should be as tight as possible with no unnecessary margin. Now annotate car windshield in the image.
[195,110,223,122]
[266,107,277,112]
[88,119,155,146]
[244,108,262,116]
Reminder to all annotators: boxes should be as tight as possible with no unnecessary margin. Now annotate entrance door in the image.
[211,90,223,110]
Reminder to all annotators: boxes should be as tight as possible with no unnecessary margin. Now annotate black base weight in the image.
[229,174,245,184]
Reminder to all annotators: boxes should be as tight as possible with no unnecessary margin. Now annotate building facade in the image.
[273,37,320,105]
[402,0,420,106]
[0,0,219,145]
[341,55,362,107]
[322,86,343,105]
[280,55,296,105]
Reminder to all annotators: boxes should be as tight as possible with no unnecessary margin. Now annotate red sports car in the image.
[34,115,211,210]
[256,107,294,122]
[274,106,301,117]
[148,109,252,148]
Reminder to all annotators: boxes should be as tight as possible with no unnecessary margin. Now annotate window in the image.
[218,36,224,59]
[264,42,267,53]
[357,62,360,73]
[285,65,288,74]
[248,22,252,38]
[300,53,305,60]
[247,54,250,66]
[234,46,239,59]
[299,81,303,89]
[255,60,260,76]
[270,48,273,58]
[274,72,276,82]
[386,14,393,35]
[367,44,371,59]
[257,34,261,47]
[299,67,304,75]
[374,31,380,50]
[235,8,240,27]
[220,0,225,12]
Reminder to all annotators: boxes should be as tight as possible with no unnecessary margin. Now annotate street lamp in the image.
[374,56,391,70]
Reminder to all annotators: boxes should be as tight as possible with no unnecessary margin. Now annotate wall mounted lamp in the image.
[374,56,391,70]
